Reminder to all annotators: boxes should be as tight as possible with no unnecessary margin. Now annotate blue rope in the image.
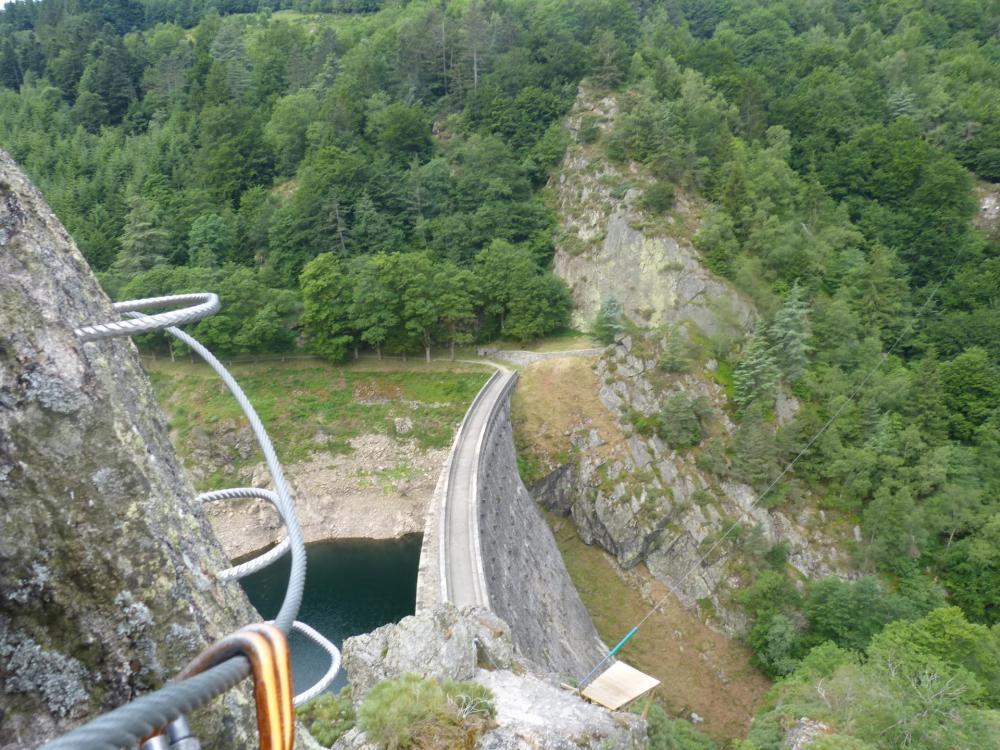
[578,626,638,690]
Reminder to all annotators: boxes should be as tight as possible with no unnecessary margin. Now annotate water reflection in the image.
[240,534,421,695]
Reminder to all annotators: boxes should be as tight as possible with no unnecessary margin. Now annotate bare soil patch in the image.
[206,433,447,560]
[512,357,621,473]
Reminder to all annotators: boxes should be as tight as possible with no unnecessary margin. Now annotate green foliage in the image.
[592,297,624,344]
[296,690,355,747]
[732,333,779,411]
[643,704,717,750]
[0,0,622,357]
[657,326,695,373]
[300,253,354,362]
[768,281,810,383]
[941,515,1000,625]
[358,674,494,750]
[639,181,676,214]
[475,240,570,341]
[940,347,1000,442]
[748,608,1000,750]
[658,392,711,449]
[578,115,601,145]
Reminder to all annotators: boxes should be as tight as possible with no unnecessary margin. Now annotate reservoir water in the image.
[240,535,422,696]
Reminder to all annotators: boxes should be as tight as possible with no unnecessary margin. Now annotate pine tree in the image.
[769,280,811,383]
[593,297,623,344]
[350,193,403,255]
[112,196,171,276]
[907,348,950,444]
[733,331,780,410]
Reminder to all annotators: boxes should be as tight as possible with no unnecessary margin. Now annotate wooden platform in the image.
[581,661,661,710]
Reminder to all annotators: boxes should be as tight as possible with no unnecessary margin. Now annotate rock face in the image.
[475,380,606,679]
[338,605,646,750]
[476,669,646,750]
[783,718,832,749]
[552,86,754,335]
[0,149,259,747]
[342,604,513,700]
[977,183,999,232]
[534,336,853,633]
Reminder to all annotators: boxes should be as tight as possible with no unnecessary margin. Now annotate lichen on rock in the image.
[338,604,646,750]
[0,148,260,748]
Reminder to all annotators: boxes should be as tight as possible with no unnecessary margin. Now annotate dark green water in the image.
[240,535,421,695]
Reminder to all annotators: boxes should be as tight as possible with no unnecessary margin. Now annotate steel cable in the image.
[197,488,291,582]
[45,294,312,750]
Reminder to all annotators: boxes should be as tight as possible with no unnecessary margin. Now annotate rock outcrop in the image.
[534,336,852,633]
[552,86,753,335]
[0,149,259,747]
[338,605,647,750]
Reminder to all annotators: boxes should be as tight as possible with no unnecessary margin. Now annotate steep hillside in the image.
[551,85,753,335]
[529,87,853,636]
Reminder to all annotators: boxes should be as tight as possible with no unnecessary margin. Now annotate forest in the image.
[3,0,1000,748]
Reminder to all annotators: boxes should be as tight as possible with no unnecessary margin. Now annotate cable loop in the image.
[74,293,219,342]
[45,292,339,750]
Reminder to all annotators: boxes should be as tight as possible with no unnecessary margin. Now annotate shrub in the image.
[578,115,601,144]
[643,704,717,749]
[658,393,712,449]
[640,181,677,214]
[296,690,356,747]
[358,674,495,749]
[976,147,1000,181]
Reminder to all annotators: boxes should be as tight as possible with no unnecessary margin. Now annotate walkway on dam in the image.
[442,366,515,608]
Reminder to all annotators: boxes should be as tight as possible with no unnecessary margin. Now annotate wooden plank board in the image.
[581,661,661,710]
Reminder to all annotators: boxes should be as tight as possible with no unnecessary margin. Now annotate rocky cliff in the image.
[533,335,854,633]
[551,86,754,336]
[541,88,855,632]
[0,149,260,748]
[336,604,647,750]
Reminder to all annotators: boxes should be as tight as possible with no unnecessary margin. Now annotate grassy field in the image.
[146,357,491,488]
[548,513,770,742]
[491,330,598,352]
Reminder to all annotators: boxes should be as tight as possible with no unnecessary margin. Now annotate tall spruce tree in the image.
[769,280,810,383]
[733,331,780,410]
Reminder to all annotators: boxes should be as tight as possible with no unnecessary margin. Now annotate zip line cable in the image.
[579,261,959,690]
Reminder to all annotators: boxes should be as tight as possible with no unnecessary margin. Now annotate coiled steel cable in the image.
[75,293,221,343]
[290,622,342,707]
[46,294,311,750]
[197,488,292,582]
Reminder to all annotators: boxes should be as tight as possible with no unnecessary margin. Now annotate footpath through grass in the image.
[146,357,491,486]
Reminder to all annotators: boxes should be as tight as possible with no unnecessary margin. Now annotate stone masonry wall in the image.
[476,378,606,679]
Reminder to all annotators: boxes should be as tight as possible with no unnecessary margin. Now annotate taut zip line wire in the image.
[579,260,960,690]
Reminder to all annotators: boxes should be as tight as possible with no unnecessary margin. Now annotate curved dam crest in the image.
[417,367,606,679]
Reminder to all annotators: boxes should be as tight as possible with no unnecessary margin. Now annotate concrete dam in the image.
[416,367,605,679]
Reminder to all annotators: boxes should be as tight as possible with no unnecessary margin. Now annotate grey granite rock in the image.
[0,149,259,747]
[476,669,647,749]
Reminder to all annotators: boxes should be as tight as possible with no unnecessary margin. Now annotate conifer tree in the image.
[733,331,780,410]
[593,296,623,344]
[769,280,810,383]
[112,196,171,276]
